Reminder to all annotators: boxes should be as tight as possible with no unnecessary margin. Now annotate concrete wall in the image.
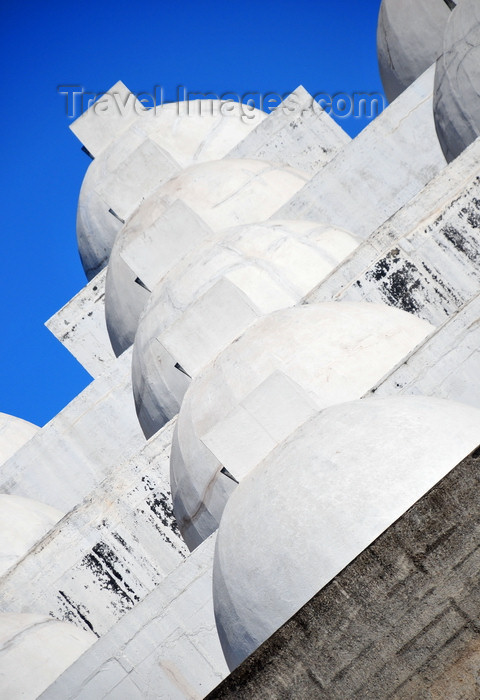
[275,66,446,239]
[0,350,144,513]
[41,535,229,700]
[45,268,114,379]
[206,446,480,700]
[306,137,480,328]
[0,420,187,638]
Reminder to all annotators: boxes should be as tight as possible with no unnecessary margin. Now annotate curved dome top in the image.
[0,613,95,698]
[105,158,309,356]
[171,302,433,550]
[377,0,452,103]
[434,0,480,162]
[213,395,480,670]
[132,219,360,438]
[77,100,266,280]
[0,495,63,577]
[0,413,38,466]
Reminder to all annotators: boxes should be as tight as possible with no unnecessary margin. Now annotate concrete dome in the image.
[0,495,64,577]
[105,159,309,356]
[377,0,452,103]
[213,395,480,670]
[0,613,95,698]
[132,219,360,438]
[0,413,38,466]
[171,302,433,550]
[77,100,266,280]
[434,0,480,162]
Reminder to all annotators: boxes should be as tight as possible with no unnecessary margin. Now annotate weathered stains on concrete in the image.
[307,172,480,329]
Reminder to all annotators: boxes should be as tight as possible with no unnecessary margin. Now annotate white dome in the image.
[213,395,480,670]
[77,100,266,280]
[0,413,38,466]
[105,159,309,355]
[171,302,433,550]
[0,613,95,698]
[377,0,452,103]
[434,0,480,162]
[0,495,63,577]
[132,219,360,438]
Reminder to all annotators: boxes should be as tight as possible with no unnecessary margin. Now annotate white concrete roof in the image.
[76,99,266,279]
[0,613,95,699]
[105,159,310,355]
[213,395,480,670]
[132,219,360,438]
[0,413,38,466]
[434,0,480,162]
[171,302,434,550]
[377,0,451,102]
[0,495,63,577]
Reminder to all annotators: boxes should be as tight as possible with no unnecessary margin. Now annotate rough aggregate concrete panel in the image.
[206,447,480,700]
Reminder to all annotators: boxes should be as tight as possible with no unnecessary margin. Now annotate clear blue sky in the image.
[0,0,383,427]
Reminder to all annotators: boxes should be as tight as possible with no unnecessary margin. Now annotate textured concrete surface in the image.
[226,86,350,174]
[0,420,187,638]
[0,350,144,513]
[371,291,480,408]
[306,137,480,329]
[275,66,446,238]
[206,445,480,700]
[41,535,229,700]
[45,267,114,378]
[0,495,63,578]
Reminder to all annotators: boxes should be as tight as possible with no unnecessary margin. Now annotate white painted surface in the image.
[0,350,145,513]
[45,267,114,378]
[75,98,266,279]
[41,535,229,700]
[371,291,480,409]
[377,0,451,103]
[0,420,187,639]
[434,0,480,162]
[0,495,63,577]
[105,159,310,355]
[0,613,95,700]
[213,396,480,670]
[171,303,433,550]
[0,413,38,465]
[227,85,350,174]
[132,219,360,438]
[306,141,480,329]
[70,81,141,158]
